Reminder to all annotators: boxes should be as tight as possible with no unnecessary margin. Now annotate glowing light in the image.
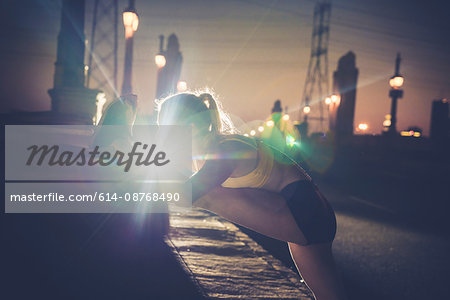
[250,130,256,136]
[266,120,274,127]
[331,94,340,103]
[303,106,311,114]
[244,133,249,137]
[282,114,290,121]
[286,135,296,148]
[325,97,332,105]
[258,126,264,132]
[84,65,89,71]
[400,130,420,137]
[383,120,391,127]
[123,11,139,31]
[389,76,404,89]
[358,123,368,131]
[385,114,391,120]
[155,54,166,68]
[442,99,448,103]
[132,15,139,31]
[401,131,412,136]
[95,93,107,125]
[177,81,187,92]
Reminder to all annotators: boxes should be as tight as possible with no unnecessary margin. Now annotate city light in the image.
[250,130,256,136]
[303,106,311,114]
[155,54,166,68]
[389,75,404,89]
[266,120,274,127]
[331,94,340,103]
[400,130,421,137]
[383,119,391,127]
[282,114,290,121]
[177,80,187,92]
[325,97,332,105]
[358,123,368,131]
[258,126,264,132]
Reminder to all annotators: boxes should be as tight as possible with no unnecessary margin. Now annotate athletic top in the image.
[219,135,274,188]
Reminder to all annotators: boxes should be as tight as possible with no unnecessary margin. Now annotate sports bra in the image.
[219,135,274,189]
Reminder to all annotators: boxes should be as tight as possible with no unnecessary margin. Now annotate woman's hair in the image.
[156,90,236,135]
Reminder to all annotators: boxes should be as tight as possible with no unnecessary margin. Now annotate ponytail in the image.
[199,93,222,134]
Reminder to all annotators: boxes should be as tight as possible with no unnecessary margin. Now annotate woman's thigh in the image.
[194,186,308,244]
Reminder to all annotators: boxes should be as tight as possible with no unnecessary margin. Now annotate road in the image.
[317,179,450,300]
[240,168,450,300]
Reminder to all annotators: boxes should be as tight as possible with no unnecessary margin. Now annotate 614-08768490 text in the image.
[9,192,181,203]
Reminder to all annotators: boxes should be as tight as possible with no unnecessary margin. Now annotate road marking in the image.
[349,195,396,214]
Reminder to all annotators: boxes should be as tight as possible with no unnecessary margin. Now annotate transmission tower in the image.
[301,0,331,132]
[86,0,119,101]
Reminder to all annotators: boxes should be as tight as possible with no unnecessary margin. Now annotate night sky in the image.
[1,0,449,135]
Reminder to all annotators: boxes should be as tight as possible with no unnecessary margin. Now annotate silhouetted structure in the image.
[329,51,359,143]
[155,34,183,99]
[86,0,119,101]
[387,53,404,136]
[271,100,282,113]
[430,98,449,151]
[48,0,99,124]
[301,0,331,131]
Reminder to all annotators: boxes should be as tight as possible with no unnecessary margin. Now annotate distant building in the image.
[430,99,449,148]
[329,51,359,143]
[155,34,183,99]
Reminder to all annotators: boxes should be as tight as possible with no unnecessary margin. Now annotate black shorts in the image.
[281,180,337,245]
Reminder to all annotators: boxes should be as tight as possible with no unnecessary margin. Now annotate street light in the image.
[387,53,404,136]
[303,105,311,115]
[330,94,340,104]
[123,10,139,38]
[155,35,166,68]
[177,80,187,92]
[155,54,166,68]
[266,120,275,127]
[121,0,139,96]
[325,97,332,105]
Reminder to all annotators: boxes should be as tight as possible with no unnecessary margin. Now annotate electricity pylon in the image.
[86,0,119,101]
[301,0,331,132]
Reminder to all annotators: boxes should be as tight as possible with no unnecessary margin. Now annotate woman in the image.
[157,92,347,300]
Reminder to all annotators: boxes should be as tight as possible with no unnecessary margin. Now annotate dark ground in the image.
[1,214,205,300]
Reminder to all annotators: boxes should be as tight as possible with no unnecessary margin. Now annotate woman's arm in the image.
[189,157,236,201]
[188,140,243,202]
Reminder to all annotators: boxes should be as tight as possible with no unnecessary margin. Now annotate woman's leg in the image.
[289,242,348,300]
[194,186,347,300]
